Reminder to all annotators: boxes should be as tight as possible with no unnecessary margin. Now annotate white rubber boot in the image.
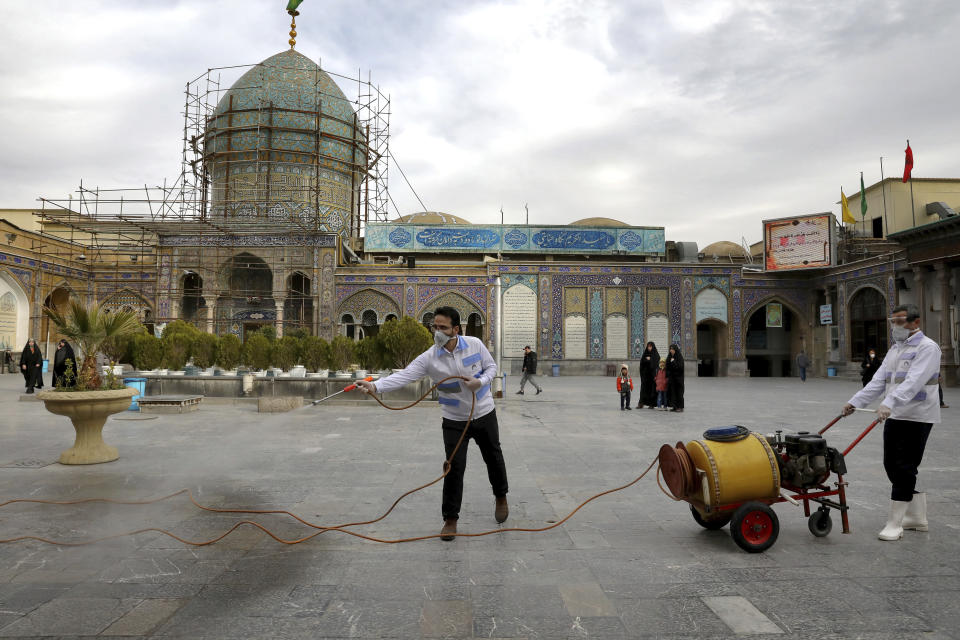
[902,493,928,531]
[878,500,910,541]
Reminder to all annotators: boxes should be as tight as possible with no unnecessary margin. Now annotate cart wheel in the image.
[730,501,779,553]
[808,508,832,537]
[690,505,731,530]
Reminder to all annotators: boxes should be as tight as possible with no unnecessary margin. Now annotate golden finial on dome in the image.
[286,0,304,49]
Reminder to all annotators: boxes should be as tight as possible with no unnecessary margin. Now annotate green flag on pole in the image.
[286,0,304,13]
[860,172,868,218]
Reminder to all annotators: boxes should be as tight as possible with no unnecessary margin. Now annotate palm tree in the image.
[43,302,142,389]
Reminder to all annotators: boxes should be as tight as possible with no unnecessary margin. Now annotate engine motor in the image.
[766,431,848,488]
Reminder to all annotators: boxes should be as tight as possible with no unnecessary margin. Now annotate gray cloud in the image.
[1,0,957,248]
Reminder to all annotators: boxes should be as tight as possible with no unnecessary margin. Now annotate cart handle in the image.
[818,415,843,435]
[842,419,881,457]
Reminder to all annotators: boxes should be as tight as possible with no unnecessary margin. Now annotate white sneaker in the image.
[878,500,910,541]
[902,493,928,531]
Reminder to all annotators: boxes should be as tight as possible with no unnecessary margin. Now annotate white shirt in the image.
[848,330,942,424]
[373,335,497,421]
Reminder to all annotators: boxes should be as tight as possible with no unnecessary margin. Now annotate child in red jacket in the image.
[617,365,633,411]
[655,359,669,410]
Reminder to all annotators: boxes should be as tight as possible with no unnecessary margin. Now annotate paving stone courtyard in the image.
[1,370,958,639]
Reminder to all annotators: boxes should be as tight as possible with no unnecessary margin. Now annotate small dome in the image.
[701,241,748,258]
[569,217,631,227]
[391,211,471,224]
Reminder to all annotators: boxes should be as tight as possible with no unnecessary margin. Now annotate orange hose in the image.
[0,376,659,546]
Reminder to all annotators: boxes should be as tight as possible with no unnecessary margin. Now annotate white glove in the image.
[464,377,483,392]
[841,403,855,417]
[356,380,377,394]
[877,405,891,421]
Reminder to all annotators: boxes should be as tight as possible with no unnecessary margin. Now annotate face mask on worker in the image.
[434,329,453,348]
[891,326,912,343]
[869,352,875,359]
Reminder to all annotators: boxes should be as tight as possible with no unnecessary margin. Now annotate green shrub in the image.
[273,335,302,370]
[326,335,356,372]
[284,327,310,340]
[355,336,385,370]
[300,335,329,371]
[256,326,277,342]
[192,332,219,369]
[161,333,192,370]
[131,333,162,370]
[160,320,200,370]
[216,334,242,370]
[379,316,432,368]
[243,333,273,371]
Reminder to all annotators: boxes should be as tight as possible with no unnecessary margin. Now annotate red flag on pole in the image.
[903,142,913,182]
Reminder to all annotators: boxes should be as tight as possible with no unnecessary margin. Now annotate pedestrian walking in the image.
[841,304,941,541]
[616,365,633,410]
[19,339,43,394]
[638,341,659,409]
[516,345,542,395]
[357,306,509,541]
[796,350,810,382]
[665,344,684,412]
[861,347,881,387]
[655,359,669,410]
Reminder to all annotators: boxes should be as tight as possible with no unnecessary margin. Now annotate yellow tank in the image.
[685,432,780,507]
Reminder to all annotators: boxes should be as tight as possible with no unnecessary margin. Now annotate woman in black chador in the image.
[665,343,685,412]
[19,338,43,394]
[637,341,660,409]
[52,339,78,388]
[860,347,882,387]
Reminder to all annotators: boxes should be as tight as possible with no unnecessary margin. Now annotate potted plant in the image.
[192,332,218,374]
[216,333,242,375]
[379,316,432,368]
[131,332,162,372]
[37,302,142,464]
[355,336,384,378]
[243,333,273,372]
[300,335,329,377]
[326,335,356,376]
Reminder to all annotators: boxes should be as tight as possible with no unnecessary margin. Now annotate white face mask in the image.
[434,329,452,348]
[891,326,911,343]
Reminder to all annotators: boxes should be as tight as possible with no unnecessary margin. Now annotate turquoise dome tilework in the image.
[204,50,362,235]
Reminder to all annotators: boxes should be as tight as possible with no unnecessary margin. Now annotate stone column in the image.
[935,262,956,386]
[912,266,926,334]
[275,300,284,338]
[206,303,215,334]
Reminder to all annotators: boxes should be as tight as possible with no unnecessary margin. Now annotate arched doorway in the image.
[466,312,483,339]
[0,271,29,352]
[341,313,356,339]
[696,320,728,377]
[181,272,204,321]
[360,309,379,338]
[849,287,887,361]
[284,271,313,333]
[41,286,72,349]
[745,301,797,377]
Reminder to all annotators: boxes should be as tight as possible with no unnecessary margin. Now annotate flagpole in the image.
[907,139,916,228]
[880,157,889,237]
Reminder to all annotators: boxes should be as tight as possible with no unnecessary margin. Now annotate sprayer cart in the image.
[659,417,880,553]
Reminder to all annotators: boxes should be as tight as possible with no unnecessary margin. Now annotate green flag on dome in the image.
[286,0,304,13]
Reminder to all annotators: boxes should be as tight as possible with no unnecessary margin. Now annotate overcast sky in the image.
[1,1,957,248]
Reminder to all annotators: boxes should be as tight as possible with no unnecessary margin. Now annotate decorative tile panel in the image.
[364,223,666,255]
[589,289,604,359]
[606,287,627,316]
[631,289,644,357]
[564,287,587,315]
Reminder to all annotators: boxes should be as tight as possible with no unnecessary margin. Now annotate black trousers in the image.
[883,418,933,502]
[620,391,631,409]
[441,409,508,521]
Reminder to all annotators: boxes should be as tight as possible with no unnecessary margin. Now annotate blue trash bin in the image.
[827,367,837,377]
[552,363,560,377]
[42,359,49,373]
[124,377,146,411]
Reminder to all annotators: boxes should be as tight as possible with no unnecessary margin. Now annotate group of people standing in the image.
[616,341,685,412]
[17,339,78,393]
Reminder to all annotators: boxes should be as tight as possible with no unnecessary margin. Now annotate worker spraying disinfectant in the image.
[355,305,508,541]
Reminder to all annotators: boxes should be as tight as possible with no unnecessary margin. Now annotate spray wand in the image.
[309,376,374,406]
